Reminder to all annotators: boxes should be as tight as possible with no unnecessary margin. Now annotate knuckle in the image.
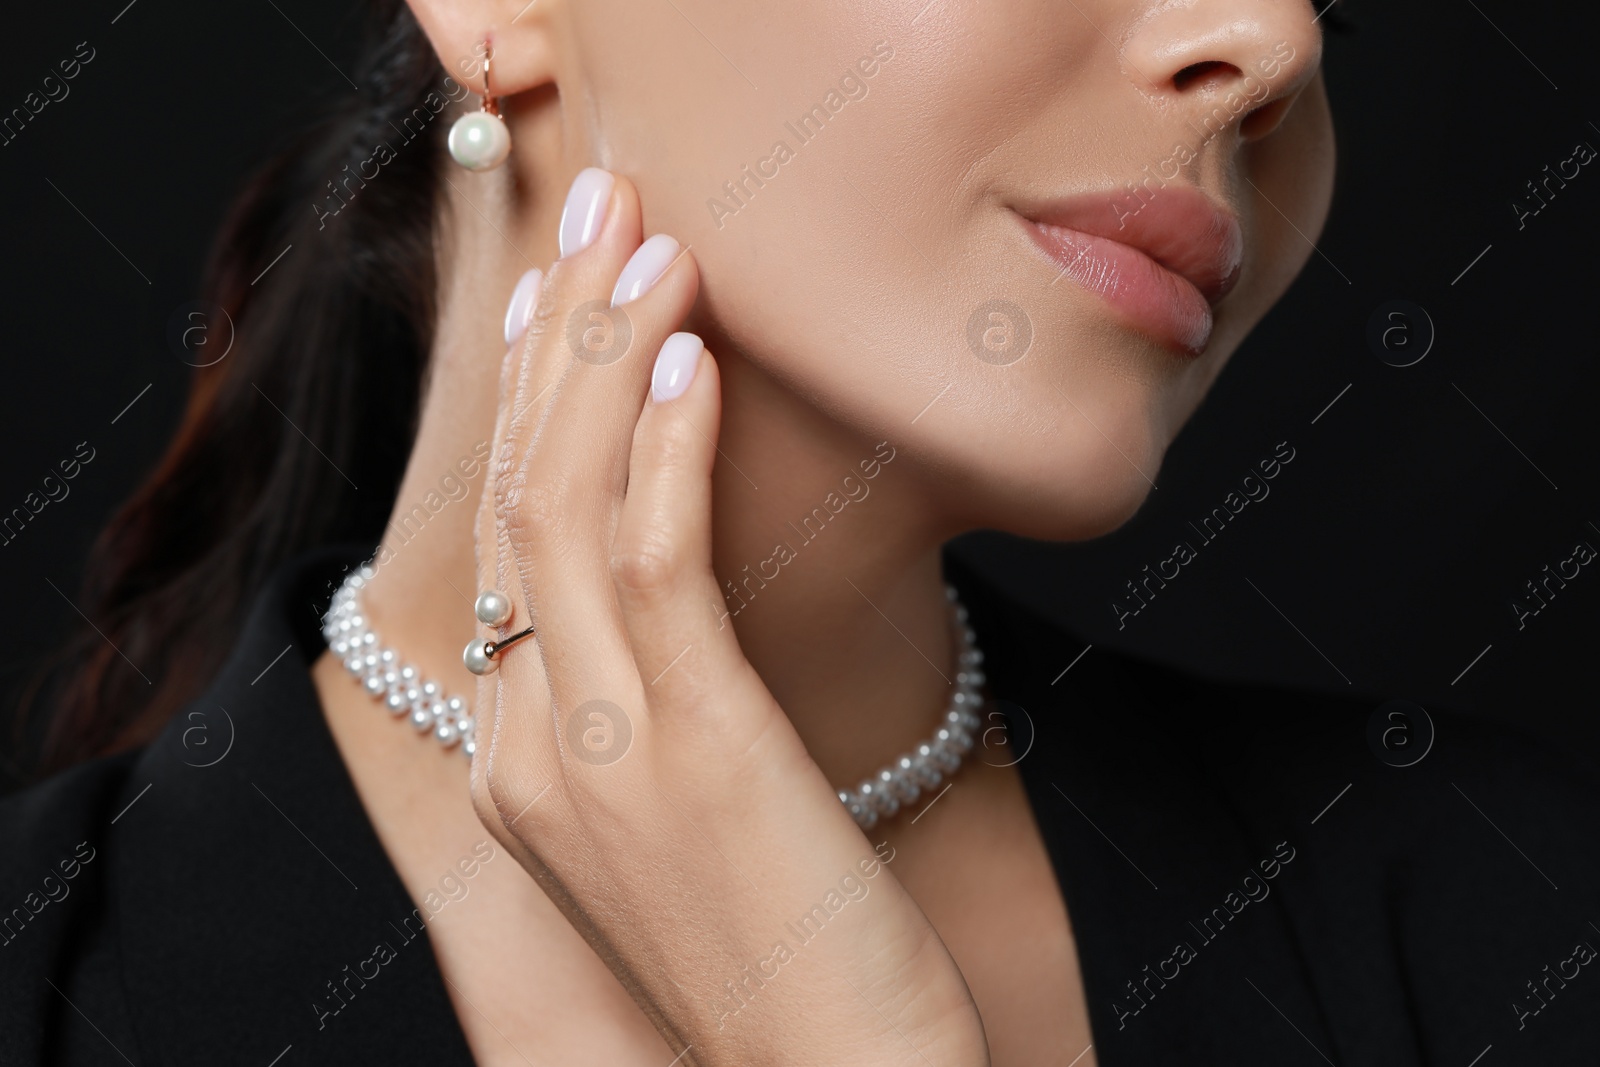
[475,758,544,832]
[639,416,703,479]
[662,409,706,459]
[498,466,572,552]
[609,540,681,596]
[469,770,505,828]
[478,764,519,815]
[490,446,528,522]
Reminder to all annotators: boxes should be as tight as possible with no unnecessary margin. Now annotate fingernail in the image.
[610,235,681,307]
[503,267,544,346]
[558,167,615,258]
[651,332,702,403]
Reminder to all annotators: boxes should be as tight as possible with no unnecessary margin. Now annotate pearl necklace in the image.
[838,588,986,829]
[322,567,480,756]
[321,566,986,829]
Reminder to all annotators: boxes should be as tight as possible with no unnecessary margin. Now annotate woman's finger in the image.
[471,328,563,818]
[506,174,701,728]
[611,339,756,722]
[492,172,640,711]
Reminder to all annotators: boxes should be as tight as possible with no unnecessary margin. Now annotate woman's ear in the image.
[404,0,559,99]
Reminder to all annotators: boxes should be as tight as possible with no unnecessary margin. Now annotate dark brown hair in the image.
[21,1,444,776]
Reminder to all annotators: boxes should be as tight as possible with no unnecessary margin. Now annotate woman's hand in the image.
[466,168,989,1067]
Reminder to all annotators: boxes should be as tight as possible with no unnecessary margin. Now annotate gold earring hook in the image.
[481,42,500,117]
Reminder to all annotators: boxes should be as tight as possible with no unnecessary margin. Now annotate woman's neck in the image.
[353,177,963,793]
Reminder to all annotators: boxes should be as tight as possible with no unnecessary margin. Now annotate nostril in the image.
[1172,60,1234,92]
[1240,96,1294,140]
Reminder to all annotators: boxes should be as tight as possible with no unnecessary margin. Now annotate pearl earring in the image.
[448,44,511,171]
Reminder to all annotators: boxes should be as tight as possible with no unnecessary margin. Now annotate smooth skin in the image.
[313,0,1335,1063]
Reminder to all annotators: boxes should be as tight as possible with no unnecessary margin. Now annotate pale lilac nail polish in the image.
[558,168,615,258]
[652,332,702,402]
[610,235,681,307]
[503,267,543,346]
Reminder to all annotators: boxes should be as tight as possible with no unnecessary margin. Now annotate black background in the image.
[1,0,1595,789]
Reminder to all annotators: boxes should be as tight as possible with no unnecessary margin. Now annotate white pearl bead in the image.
[448,111,511,172]
[474,589,513,627]
[463,638,497,676]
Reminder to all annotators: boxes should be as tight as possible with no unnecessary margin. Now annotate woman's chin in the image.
[937,444,1164,546]
[1011,479,1155,545]
[922,381,1172,545]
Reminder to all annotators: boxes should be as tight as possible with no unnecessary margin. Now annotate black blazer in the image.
[3,545,1597,1065]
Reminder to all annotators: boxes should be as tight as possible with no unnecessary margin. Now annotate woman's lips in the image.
[1017,186,1243,357]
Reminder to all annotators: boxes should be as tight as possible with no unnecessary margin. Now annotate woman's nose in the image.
[1120,0,1323,142]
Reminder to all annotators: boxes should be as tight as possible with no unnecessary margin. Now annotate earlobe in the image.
[403,0,559,102]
